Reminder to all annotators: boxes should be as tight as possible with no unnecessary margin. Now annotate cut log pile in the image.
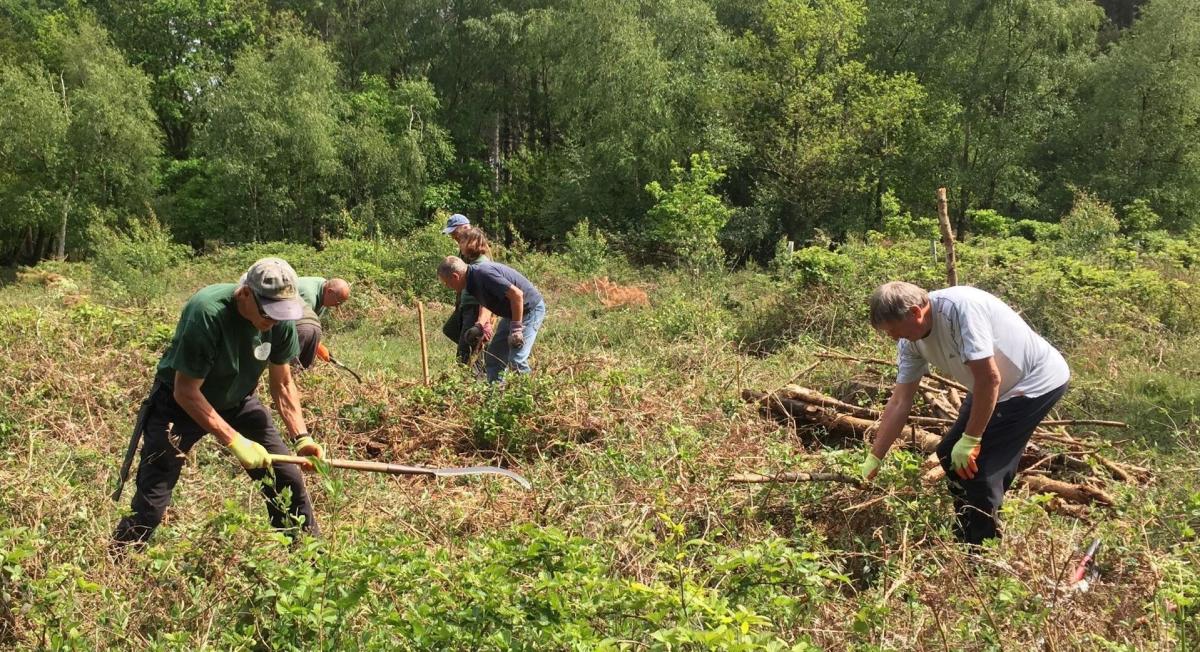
[737,364,1148,516]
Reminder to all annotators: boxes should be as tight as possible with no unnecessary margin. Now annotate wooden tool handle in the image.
[270,454,434,476]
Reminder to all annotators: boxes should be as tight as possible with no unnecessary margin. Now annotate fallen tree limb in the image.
[1019,476,1115,506]
[743,389,943,451]
[775,385,951,428]
[743,382,1135,509]
[921,388,958,420]
[1045,499,1092,519]
[815,352,969,392]
[728,471,864,486]
[1040,419,1128,428]
[1092,455,1151,483]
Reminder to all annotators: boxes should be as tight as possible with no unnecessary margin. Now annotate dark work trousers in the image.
[456,303,484,375]
[295,322,322,369]
[936,382,1068,544]
[112,385,319,545]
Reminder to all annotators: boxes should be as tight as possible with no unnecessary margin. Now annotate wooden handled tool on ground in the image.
[269,454,532,490]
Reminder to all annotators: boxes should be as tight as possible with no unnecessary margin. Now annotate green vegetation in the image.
[2,0,1200,264]
[1,220,1198,649]
[1,0,1198,648]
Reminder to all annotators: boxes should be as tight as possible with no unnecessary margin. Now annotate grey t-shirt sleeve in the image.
[955,301,995,362]
[895,340,928,384]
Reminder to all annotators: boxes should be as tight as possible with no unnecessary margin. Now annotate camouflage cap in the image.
[240,257,303,321]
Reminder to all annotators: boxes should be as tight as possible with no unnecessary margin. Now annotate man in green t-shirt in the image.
[112,258,328,546]
[294,276,350,368]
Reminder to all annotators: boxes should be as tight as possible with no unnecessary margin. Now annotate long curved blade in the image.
[271,454,532,490]
[392,464,532,490]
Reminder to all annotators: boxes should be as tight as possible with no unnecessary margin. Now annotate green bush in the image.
[789,246,853,286]
[967,208,1015,238]
[642,152,731,271]
[563,219,611,276]
[316,226,456,303]
[88,218,190,305]
[1012,219,1061,242]
[1122,198,1161,234]
[1060,190,1120,255]
[469,375,557,457]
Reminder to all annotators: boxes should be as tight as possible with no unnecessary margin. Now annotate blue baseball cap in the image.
[442,213,470,234]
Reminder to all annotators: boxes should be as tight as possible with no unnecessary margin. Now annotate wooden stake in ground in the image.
[936,187,957,286]
[417,301,430,386]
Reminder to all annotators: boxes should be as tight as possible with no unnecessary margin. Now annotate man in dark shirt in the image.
[112,257,327,547]
[437,256,547,382]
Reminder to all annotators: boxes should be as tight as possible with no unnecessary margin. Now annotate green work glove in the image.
[228,434,272,470]
[860,452,882,480]
[950,434,982,479]
[293,434,325,460]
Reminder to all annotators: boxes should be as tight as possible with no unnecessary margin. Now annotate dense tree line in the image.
[0,0,1195,264]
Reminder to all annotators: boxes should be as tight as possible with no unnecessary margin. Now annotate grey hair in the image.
[869,281,929,327]
[437,255,468,278]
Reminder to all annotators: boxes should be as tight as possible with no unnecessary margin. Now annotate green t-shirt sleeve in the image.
[169,304,220,379]
[270,321,301,365]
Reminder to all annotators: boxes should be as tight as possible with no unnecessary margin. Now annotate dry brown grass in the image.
[574,276,650,309]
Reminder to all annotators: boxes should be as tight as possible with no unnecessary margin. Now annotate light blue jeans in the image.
[484,300,547,382]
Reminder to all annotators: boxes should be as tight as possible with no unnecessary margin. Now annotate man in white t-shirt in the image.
[861,281,1070,544]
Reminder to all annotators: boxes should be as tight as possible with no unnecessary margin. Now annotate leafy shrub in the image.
[880,189,914,240]
[469,375,557,457]
[651,288,731,342]
[323,223,456,302]
[642,152,731,271]
[789,246,853,286]
[1013,219,1061,242]
[1060,190,1120,255]
[88,218,189,305]
[1144,232,1200,269]
[563,219,610,276]
[338,397,388,431]
[1122,198,1161,234]
[968,208,1015,237]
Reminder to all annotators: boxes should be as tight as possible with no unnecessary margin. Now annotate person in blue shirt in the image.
[437,256,547,382]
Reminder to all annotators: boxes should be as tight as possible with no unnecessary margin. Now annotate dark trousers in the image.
[936,382,1068,544]
[456,303,484,374]
[113,385,319,545]
[295,322,321,369]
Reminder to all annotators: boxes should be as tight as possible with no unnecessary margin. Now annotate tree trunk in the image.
[937,187,957,286]
[490,111,501,197]
[56,192,71,261]
[55,74,72,261]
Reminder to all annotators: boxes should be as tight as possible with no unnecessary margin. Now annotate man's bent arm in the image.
[506,285,524,324]
[869,381,920,460]
[173,372,240,446]
[964,357,1001,437]
[268,362,307,439]
[476,305,494,326]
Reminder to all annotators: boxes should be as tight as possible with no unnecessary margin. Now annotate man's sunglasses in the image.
[250,292,275,321]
